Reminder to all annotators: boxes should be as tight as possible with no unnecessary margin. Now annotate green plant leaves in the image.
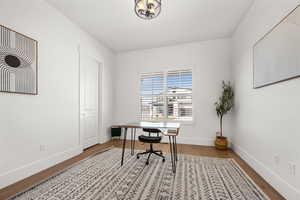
[215,81,234,117]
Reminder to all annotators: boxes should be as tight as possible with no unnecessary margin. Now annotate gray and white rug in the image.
[10,148,269,200]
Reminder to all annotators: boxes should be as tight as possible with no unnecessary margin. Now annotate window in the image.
[140,69,192,121]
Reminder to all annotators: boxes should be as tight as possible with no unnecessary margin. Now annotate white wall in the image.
[114,39,232,145]
[0,0,115,189]
[232,0,300,199]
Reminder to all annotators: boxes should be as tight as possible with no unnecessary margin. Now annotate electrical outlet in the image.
[292,164,296,176]
[288,162,296,176]
[288,163,292,175]
[40,144,46,152]
[273,155,279,165]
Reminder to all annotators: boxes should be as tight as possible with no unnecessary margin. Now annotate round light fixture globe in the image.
[135,0,161,20]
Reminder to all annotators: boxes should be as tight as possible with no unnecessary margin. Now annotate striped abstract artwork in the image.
[0,25,37,94]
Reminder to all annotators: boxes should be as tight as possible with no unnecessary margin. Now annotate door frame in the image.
[78,45,104,151]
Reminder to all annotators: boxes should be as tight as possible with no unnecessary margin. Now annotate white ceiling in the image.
[46,0,254,52]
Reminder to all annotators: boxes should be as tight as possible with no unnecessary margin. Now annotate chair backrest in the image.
[142,128,161,137]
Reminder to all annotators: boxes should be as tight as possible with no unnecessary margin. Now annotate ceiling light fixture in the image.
[135,0,161,20]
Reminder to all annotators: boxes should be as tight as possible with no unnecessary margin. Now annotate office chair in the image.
[136,128,165,165]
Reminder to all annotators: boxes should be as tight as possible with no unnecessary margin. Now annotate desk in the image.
[114,122,180,173]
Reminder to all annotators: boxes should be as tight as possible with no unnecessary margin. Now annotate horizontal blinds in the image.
[167,70,192,120]
[167,95,192,121]
[140,72,164,95]
[167,69,192,94]
[140,70,192,121]
[140,96,165,120]
[140,72,164,120]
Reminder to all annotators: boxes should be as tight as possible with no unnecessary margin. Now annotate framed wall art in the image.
[0,25,38,94]
[253,5,300,88]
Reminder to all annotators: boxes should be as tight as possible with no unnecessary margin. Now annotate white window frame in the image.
[139,68,194,123]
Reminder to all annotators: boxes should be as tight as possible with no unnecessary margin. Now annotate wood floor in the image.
[0,140,285,200]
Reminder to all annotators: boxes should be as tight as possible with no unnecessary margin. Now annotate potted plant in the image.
[214,81,234,150]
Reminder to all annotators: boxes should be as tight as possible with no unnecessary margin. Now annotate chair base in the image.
[137,143,165,165]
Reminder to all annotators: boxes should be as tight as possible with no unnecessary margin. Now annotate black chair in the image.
[137,128,165,165]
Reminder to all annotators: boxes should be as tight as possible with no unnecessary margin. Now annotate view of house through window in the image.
[140,69,192,121]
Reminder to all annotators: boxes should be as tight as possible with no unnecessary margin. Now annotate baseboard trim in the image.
[232,143,300,200]
[101,135,112,144]
[0,146,82,189]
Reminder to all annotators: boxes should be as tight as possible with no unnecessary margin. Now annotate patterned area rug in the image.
[10,148,269,200]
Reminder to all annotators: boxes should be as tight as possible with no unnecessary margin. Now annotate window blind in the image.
[140,69,192,121]
[140,72,165,120]
[166,70,192,121]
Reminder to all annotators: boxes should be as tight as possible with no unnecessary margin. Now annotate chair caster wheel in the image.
[146,161,149,165]
[162,158,165,162]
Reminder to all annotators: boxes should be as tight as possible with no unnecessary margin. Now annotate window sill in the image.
[140,120,194,126]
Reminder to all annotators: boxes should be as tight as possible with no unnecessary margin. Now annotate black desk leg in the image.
[172,136,177,172]
[121,127,128,166]
[169,136,175,173]
[130,128,136,156]
[133,128,136,153]
[130,128,134,155]
[174,136,178,161]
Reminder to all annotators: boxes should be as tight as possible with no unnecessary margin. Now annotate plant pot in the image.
[215,136,228,150]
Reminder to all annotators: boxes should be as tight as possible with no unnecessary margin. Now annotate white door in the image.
[80,56,100,149]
